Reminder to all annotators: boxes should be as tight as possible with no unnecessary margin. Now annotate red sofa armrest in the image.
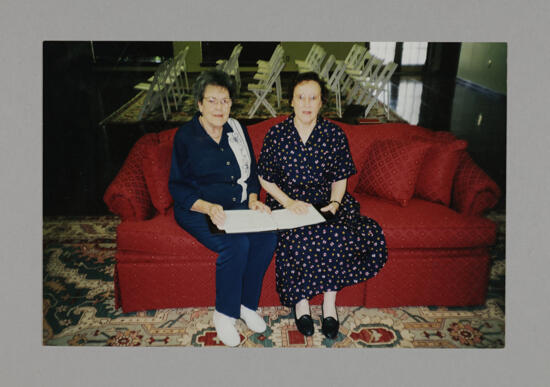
[451,151,501,215]
[103,133,159,220]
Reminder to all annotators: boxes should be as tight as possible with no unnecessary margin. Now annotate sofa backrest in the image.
[105,116,500,220]
[247,117,437,193]
[154,117,452,205]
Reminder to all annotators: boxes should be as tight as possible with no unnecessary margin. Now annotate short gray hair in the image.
[192,69,236,107]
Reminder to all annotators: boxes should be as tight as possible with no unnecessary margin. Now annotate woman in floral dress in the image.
[257,72,387,339]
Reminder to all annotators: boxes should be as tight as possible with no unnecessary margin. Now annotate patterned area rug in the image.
[101,72,406,125]
[43,212,505,348]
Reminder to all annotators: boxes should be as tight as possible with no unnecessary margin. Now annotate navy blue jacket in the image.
[169,114,260,210]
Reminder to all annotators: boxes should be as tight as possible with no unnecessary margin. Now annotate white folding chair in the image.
[253,44,284,107]
[325,59,347,118]
[318,54,336,82]
[355,62,398,117]
[338,45,369,96]
[145,46,189,94]
[136,60,171,120]
[256,44,284,74]
[295,44,317,69]
[345,55,384,105]
[216,44,243,95]
[163,58,184,110]
[216,44,241,70]
[174,46,190,93]
[296,44,326,73]
[247,55,285,118]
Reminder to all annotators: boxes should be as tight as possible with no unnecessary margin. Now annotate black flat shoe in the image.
[293,307,314,336]
[321,307,339,339]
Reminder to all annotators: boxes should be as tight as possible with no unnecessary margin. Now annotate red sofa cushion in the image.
[142,129,177,214]
[116,194,496,259]
[452,151,501,215]
[414,138,468,206]
[355,194,496,249]
[116,208,213,259]
[143,141,174,214]
[355,139,431,207]
[103,133,159,220]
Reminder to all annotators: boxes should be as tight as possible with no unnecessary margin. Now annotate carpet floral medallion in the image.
[43,211,505,348]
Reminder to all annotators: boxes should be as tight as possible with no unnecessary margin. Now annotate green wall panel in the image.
[457,42,507,94]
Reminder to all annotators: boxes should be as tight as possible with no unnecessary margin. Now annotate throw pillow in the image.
[414,137,468,206]
[356,139,431,207]
[142,141,174,214]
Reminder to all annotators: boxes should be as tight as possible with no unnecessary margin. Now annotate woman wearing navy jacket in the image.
[169,70,277,347]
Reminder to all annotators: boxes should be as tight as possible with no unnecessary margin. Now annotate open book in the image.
[206,205,334,234]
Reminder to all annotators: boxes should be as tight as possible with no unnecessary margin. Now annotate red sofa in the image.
[104,116,500,313]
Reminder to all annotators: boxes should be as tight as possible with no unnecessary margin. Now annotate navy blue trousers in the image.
[174,206,277,319]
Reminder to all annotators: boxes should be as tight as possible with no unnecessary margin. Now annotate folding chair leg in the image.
[159,96,167,120]
[384,84,391,119]
[137,91,150,121]
[165,92,172,116]
[235,72,241,97]
[260,95,278,117]
[346,81,362,105]
[341,76,353,98]
[275,77,281,108]
[184,70,189,92]
[176,78,185,106]
[248,90,265,118]
[335,88,342,118]
[363,93,379,118]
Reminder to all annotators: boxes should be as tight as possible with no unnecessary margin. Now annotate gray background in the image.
[1,0,549,386]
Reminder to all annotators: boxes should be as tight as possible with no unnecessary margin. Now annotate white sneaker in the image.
[240,305,267,333]
[213,310,241,347]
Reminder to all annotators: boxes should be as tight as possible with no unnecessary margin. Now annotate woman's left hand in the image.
[321,202,339,215]
[249,199,272,214]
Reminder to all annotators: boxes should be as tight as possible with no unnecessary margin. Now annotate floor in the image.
[43,68,506,216]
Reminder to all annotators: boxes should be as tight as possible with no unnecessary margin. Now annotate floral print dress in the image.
[257,115,388,306]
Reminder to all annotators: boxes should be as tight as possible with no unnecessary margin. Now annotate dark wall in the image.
[43,42,104,215]
[43,42,157,216]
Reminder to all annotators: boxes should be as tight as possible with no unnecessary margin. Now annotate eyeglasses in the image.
[294,94,321,103]
[203,96,232,106]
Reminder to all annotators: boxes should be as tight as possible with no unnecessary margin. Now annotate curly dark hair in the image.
[192,69,236,107]
[288,71,329,107]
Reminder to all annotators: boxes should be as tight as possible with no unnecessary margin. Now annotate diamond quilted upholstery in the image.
[355,194,496,249]
[115,255,218,312]
[116,208,216,259]
[452,151,501,215]
[108,119,500,312]
[142,131,177,214]
[103,133,159,220]
[157,127,178,144]
[365,249,490,307]
[414,137,468,206]
[337,123,433,194]
[355,139,431,207]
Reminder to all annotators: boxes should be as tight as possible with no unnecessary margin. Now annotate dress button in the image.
[231,176,234,179]
[226,161,230,166]
[221,147,224,151]
[232,197,236,202]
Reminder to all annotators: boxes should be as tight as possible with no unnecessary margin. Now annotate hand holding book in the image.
[207,204,334,234]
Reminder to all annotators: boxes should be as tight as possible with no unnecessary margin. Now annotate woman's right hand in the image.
[208,203,226,227]
[284,199,311,215]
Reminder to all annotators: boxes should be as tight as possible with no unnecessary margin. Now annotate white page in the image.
[271,206,326,230]
[219,209,277,233]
